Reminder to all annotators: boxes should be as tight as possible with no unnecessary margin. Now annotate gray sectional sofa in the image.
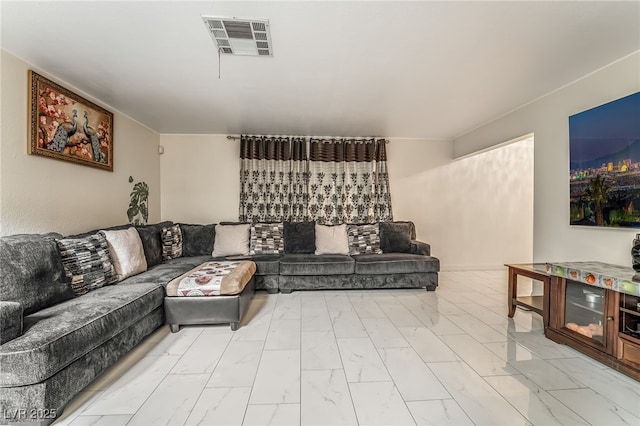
[0,220,438,424]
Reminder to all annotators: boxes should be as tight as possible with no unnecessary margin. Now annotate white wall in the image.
[0,50,161,236]
[159,134,534,269]
[159,134,240,223]
[454,51,640,266]
[389,137,534,270]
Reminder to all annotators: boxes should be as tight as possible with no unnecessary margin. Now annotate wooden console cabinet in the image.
[545,262,640,381]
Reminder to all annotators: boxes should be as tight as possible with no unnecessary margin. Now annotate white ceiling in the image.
[2,1,639,139]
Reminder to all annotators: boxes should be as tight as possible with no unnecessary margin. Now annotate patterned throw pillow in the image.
[250,223,284,255]
[348,224,383,255]
[56,233,118,296]
[162,224,183,260]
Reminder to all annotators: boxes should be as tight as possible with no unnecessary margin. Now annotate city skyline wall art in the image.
[569,92,640,228]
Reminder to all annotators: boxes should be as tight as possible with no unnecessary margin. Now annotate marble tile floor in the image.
[53,270,640,426]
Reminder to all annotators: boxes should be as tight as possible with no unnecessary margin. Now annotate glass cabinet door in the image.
[564,280,606,344]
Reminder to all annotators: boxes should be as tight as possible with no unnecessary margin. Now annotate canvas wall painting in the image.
[570,92,640,227]
[28,70,113,171]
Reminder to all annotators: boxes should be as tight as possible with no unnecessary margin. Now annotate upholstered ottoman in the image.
[164,261,256,331]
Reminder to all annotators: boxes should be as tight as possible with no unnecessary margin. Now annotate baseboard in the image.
[440,264,507,272]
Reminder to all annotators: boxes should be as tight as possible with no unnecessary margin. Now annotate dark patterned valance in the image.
[239,135,392,223]
[240,135,308,161]
[309,138,378,162]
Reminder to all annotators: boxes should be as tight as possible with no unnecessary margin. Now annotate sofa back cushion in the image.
[283,221,315,254]
[180,223,216,257]
[379,221,415,253]
[66,224,130,239]
[136,221,173,267]
[0,233,74,315]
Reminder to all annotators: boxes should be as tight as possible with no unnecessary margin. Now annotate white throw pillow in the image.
[212,224,251,257]
[315,224,349,255]
[101,227,148,281]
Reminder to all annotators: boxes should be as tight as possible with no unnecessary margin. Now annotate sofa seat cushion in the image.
[0,282,163,387]
[162,255,213,268]
[280,254,354,276]
[354,253,440,275]
[249,255,280,275]
[120,264,193,286]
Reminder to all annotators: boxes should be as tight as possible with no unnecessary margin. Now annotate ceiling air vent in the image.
[202,16,273,57]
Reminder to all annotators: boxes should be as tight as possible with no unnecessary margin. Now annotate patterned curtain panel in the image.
[239,135,310,222]
[307,138,393,224]
[239,135,293,222]
[308,138,347,224]
[289,138,309,222]
[374,140,393,222]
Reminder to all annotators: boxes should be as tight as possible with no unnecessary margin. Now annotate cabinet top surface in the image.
[505,263,549,274]
[546,261,640,297]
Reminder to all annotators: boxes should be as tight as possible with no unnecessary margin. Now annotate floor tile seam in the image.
[167,330,234,376]
[241,293,278,426]
[86,353,184,419]
[483,339,546,364]
[440,311,508,345]
[505,360,590,391]
[178,374,216,426]
[451,311,589,426]
[428,361,514,425]
[245,402,299,405]
[542,357,596,389]
[363,295,431,425]
[299,301,303,426]
[524,385,608,425]
[366,294,411,347]
[121,363,190,425]
[403,322,464,366]
[404,342,458,404]
[327,316,362,426]
[56,390,106,424]
[547,387,640,420]
[544,369,640,417]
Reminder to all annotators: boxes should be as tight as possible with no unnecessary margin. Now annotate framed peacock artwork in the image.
[28,70,114,171]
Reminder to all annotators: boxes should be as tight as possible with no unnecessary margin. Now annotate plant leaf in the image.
[140,203,148,223]
[127,206,139,222]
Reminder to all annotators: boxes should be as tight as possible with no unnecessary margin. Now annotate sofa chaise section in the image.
[0,228,183,424]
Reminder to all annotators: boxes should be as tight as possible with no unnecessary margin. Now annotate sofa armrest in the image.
[410,240,431,256]
[0,301,23,344]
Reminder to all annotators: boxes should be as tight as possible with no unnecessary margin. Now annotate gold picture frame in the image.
[28,70,114,171]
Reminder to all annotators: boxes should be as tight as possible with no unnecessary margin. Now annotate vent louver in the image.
[202,16,273,57]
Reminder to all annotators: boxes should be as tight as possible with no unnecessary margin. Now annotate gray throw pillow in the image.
[379,222,413,253]
[180,223,216,257]
[283,221,315,254]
